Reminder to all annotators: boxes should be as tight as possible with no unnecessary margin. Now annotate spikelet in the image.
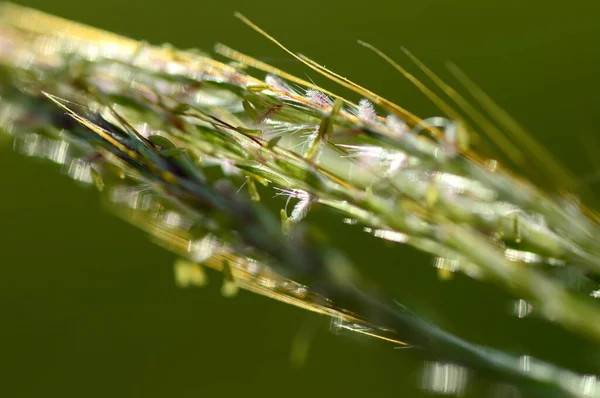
[2,4,600,396]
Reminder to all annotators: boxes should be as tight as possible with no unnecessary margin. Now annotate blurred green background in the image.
[2,0,600,397]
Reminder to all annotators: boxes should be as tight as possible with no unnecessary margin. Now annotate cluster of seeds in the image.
[3,4,600,396]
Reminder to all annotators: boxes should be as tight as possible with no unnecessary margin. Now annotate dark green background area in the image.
[1,0,600,397]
